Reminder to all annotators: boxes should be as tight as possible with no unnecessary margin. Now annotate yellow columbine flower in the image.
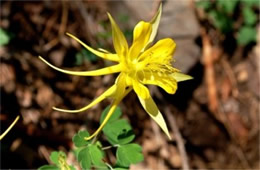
[39,4,192,140]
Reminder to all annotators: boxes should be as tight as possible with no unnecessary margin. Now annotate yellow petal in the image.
[147,3,162,47]
[172,72,193,82]
[84,87,132,141]
[138,38,176,63]
[132,80,150,99]
[115,73,127,98]
[39,56,121,76]
[84,99,120,140]
[53,85,117,113]
[107,13,128,61]
[129,21,152,60]
[0,116,20,140]
[138,94,171,139]
[140,71,178,94]
[66,33,119,62]
[97,48,111,54]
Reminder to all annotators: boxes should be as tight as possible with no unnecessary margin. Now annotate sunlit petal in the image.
[115,73,127,98]
[138,38,176,63]
[107,13,128,61]
[138,94,171,139]
[0,116,20,140]
[39,56,121,76]
[53,85,117,113]
[97,48,111,54]
[129,21,152,60]
[140,71,178,94]
[133,80,150,99]
[66,33,119,62]
[147,3,162,48]
[172,72,193,82]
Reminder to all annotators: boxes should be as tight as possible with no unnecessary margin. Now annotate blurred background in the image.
[0,0,259,169]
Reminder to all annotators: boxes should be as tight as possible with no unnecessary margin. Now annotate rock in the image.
[109,1,200,73]
[173,39,200,73]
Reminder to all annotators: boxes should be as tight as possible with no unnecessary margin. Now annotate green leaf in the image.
[209,10,232,33]
[0,28,11,46]
[40,151,74,170]
[77,144,106,170]
[118,14,130,23]
[196,1,212,10]
[38,165,59,170]
[50,151,59,165]
[217,0,238,14]
[73,130,90,147]
[100,106,122,124]
[116,144,144,167]
[114,168,128,170]
[88,144,106,167]
[75,49,98,65]
[103,119,135,145]
[243,7,257,26]
[78,147,91,170]
[97,31,112,40]
[237,26,257,45]
[242,0,259,7]
[69,165,76,170]
[73,148,82,159]
[124,29,133,41]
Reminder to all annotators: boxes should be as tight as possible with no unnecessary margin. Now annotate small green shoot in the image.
[40,106,144,170]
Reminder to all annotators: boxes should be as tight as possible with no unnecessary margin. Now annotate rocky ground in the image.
[0,1,259,169]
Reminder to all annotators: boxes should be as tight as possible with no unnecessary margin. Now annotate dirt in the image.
[0,1,259,169]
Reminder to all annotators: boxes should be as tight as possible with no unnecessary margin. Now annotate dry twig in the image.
[43,1,68,51]
[165,108,190,170]
[201,28,219,113]
[201,29,250,169]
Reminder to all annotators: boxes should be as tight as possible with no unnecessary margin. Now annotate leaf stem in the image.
[102,144,120,150]
[105,163,113,170]
[91,132,99,144]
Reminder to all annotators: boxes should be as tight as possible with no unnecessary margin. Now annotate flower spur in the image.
[39,4,192,140]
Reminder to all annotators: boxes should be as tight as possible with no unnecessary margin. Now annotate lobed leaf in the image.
[0,28,11,46]
[100,106,122,124]
[72,130,90,147]
[237,26,257,45]
[196,1,212,10]
[114,168,128,170]
[243,7,257,26]
[217,0,238,14]
[75,49,98,65]
[116,144,144,167]
[103,119,135,145]
[77,144,106,169]
[88,145,106,167]
[50,151,63,165]
[38,165,59,170]
[78,147,92,169]
[209,10,232,33]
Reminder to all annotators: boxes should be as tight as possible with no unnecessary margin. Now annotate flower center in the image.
[121,57,144,74]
